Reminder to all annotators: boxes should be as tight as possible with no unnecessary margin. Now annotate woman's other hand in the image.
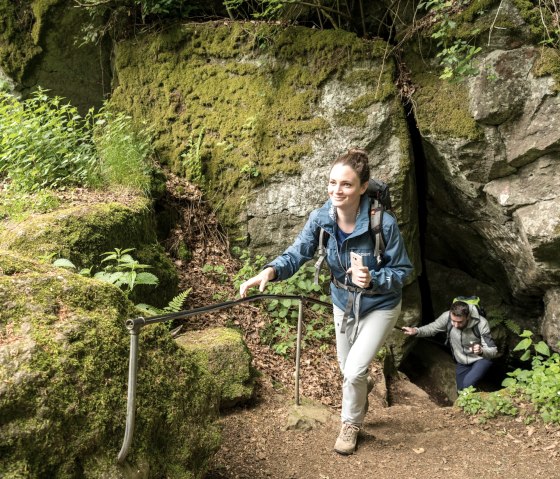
[239,267,275,298]
[346,266,371,289]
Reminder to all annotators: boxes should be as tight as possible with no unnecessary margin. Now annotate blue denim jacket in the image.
[267,195,413,315]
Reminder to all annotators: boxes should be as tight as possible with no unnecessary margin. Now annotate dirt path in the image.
[206,375,560,479]
[161,177,559,479]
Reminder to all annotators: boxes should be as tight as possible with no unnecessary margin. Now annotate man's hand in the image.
[401,326,418,336]
[471,342,483,355]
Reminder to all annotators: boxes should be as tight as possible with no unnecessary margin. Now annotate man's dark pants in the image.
[456,358,493,390]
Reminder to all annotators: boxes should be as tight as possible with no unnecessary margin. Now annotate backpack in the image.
[313,178,393,285]
[445,295,485,345]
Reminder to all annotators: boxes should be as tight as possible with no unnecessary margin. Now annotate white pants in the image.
[334,301,402,425]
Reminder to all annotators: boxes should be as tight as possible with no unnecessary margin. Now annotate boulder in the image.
[0,251,220,478]
[0,197,178,308]
[176,327,256,409]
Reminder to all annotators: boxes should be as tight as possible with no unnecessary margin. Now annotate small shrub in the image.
[0,89,97,192]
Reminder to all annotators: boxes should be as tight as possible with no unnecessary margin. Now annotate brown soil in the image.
[157,177,560,479]
[205,375,560,479]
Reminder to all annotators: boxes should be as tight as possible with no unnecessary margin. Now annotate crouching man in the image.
[402,300,498,391]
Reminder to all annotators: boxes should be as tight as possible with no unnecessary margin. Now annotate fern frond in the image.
[505,319,521,335]
[163,288,192,313]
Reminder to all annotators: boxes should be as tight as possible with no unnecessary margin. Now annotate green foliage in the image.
[502,353,560,424]
[0,89,97,192]
[417,0,482,81]
[54,247,159,297]
[223,0,358,31]
[0,89,157,196]
[202,263,229,283]
[93,110,154,193]
[232,251,332,356]
[513,0,560,48]
[94,247,159,295]
[458,333,560,425]
[512,329,551,362]
[136,287,192,315]
[457,386,518,420]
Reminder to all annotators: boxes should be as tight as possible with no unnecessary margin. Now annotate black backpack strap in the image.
[473,323,481,340]
[369,204,385,265]
[314,227,327,285]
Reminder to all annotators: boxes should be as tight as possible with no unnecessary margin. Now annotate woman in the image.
[239,148,413,455]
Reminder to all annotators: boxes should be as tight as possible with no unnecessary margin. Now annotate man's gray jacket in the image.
[415,305,498,365]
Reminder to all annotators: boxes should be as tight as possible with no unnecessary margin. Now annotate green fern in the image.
[136,288,191,316]
[163,288,191,313]
[503,319,521,335]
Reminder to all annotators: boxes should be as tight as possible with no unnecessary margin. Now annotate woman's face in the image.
[328,163,368,212]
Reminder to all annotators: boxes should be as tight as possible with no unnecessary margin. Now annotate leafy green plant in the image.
[512,330,551,362]
[458,333,560,425]
[501,352,560,424]
[233,251,332,356]
[54,248,159,296]
[0,89,97,192]
[202,263,229,283]
[93,110,154,193]
[136,288,192,316]
[457,386,518,420]
[94,248,159,295]
[417,0,482,81]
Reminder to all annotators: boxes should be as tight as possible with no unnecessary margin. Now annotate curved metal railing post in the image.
[117,317,144,463]
[116,294,330,463]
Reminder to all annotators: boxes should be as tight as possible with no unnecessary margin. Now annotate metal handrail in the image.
[117,293,331,463]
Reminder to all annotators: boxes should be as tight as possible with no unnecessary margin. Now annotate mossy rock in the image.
[110,22,392,233]
[0,250,220,478]
[176,327,256,409]
[0,197,178,308]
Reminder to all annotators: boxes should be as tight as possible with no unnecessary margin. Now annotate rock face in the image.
[410,1,560,353]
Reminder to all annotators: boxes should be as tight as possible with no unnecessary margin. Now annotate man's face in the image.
[450,313,469,330]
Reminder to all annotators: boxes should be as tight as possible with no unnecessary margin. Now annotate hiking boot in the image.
[363,376,374,416]
[334,422,360,455]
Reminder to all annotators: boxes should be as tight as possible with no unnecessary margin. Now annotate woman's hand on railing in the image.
[239,267,276,298]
